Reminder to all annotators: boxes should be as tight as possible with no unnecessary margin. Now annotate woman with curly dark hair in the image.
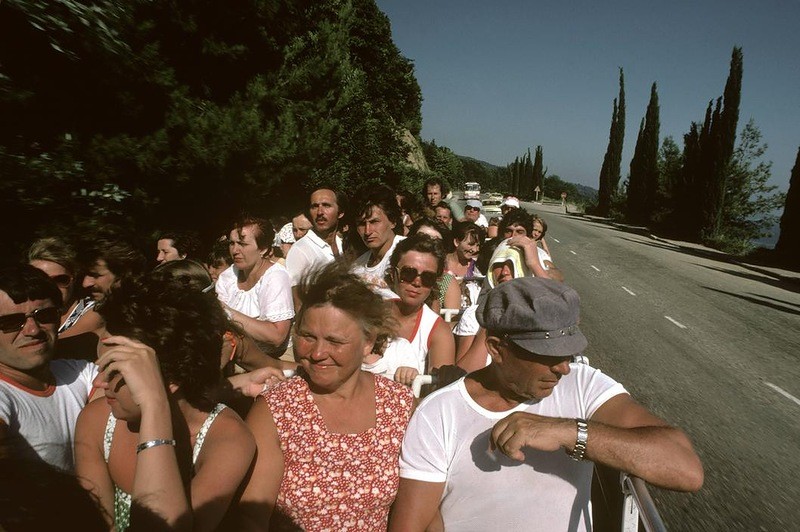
[74,270,256,531]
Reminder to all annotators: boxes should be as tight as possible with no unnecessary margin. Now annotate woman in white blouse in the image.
[215,216,294,357]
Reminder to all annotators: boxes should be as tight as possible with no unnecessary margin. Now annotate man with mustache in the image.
[0,265,99,472]
[285,188,347,307]
[390,278,703,531]
[82,236,147,306]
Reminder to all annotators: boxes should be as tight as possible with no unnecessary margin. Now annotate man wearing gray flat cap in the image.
[390,277,704,532]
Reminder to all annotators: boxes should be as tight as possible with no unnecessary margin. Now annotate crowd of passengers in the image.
[0,178,703,531]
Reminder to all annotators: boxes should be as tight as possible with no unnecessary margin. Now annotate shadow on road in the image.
[701,286,800,316]
[698,264,800,295]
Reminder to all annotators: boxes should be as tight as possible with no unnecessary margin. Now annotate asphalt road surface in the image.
[519,202,800,530]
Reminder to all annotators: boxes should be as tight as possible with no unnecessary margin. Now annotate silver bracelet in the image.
[569,419,588,461]
[136,439,176,454]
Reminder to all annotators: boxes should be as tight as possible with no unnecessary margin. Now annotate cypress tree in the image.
[640,82,661,221]
[627,118,647,222]
[597,98,618,216]
[610,68,626,194]
[776,147,800,264]
[597,68,625,216]
[532,145,544,194]
[701,47,743,239]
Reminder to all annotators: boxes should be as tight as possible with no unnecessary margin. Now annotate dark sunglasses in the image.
[49,274,73,288]
[0,307,61,334]
[396,267,437,288]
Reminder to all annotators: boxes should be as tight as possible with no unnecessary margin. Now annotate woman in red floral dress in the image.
[238,262,415,531]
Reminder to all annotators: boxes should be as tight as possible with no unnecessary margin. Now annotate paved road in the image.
[522,202,800,530]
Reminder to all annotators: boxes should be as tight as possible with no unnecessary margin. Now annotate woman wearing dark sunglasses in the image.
[386,235,455,384]
[27,237,103,339]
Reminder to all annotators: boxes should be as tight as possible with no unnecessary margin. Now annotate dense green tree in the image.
[776,147,800,264]
[597,68,625,216]
[627,82,660,224]
[421,139,464,190]
[699,47,743,239]
[0,0,423,257]
[654,136,682,224]
[707,120,784,253]
[532,145,545,196]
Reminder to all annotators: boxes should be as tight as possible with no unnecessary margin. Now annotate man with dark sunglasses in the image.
[390,278,703,531]
[0,265,99,472]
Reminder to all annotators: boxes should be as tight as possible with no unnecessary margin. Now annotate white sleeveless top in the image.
[402,304,442,373]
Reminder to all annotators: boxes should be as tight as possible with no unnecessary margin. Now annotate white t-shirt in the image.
[351,234,405,293]
[361,338,421,379]
[399,364,627,532]
[284,231,343,286]
[0,359,98,472]
[215,262,295,355]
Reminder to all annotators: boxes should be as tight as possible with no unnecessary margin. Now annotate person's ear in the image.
[362,333,377,360]
[486,336,505,365]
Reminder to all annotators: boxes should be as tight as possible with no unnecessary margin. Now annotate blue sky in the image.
[375,0,800,193]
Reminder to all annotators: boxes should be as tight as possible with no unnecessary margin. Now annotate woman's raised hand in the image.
[95,336,168,411]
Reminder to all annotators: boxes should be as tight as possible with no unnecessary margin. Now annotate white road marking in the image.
[590,265,600,272]
[664,316,687,329]
[622,287,636,296]
[570,250,577,255]
[552,238,561,243]
[765,382,800,407]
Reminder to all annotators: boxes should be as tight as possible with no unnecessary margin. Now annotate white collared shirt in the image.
[284,230,343,286]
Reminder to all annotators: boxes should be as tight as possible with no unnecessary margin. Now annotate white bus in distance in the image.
[464,181,480,200]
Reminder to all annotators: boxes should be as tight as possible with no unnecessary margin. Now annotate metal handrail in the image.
[620,473,667,532]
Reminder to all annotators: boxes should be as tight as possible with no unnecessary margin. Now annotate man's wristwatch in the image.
[569,418,588,461]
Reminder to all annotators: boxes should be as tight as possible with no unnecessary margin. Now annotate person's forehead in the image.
[29,259,68,276]
[360,205,387,221]
[91,259,112,274]
[157,238,176,249]
[0,291,52,314]
[506,223,525,231]
[310,189,337,205]
[435,206,451,214]
[426,184,441,193]
[398,250,437,268]
[293,214,312,227]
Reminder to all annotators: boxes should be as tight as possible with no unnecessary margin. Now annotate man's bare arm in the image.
[490,394,703,492]
[388,478,445,532]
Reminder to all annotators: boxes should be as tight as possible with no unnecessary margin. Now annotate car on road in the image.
[482,195,502,217]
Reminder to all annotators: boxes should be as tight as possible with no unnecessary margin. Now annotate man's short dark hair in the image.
[434,201,452,215]
[422,177,449,198]
[354,185,404,235]
[499,208,533,236]
[87,238,147,281]
[0,265,62,308]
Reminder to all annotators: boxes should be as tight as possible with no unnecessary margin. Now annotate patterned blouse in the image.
[264,375,414,531]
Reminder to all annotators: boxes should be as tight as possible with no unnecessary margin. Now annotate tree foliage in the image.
[0,0,423,257]
[775,147,800,265]
[597,68,625,216]
[421,139,464,191]
[627,82,660,224]
[704,120,784,254]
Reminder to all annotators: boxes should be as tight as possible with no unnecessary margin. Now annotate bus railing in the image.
[620,473,667,532]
